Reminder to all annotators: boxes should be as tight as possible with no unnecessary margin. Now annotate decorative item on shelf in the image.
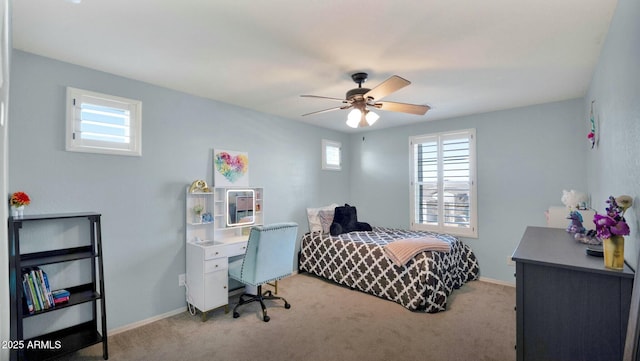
[587,100,597,149]
[561,189,589,211]
[9,191,30,217]
[566,211,586,234]
[202,212,213,223]
[192,204,204,224]
[188,179,211,193]
[575,229,601,245]
[594,195,632,270]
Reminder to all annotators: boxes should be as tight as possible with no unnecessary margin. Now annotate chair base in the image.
[232,284,291,322]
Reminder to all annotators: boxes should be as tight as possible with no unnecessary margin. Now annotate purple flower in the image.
[594,195,633,239]
[594,214,614,239]
[594,214,616,227]
[611,220,630,236]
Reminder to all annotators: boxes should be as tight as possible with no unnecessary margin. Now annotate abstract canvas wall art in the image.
[213,149,249,187]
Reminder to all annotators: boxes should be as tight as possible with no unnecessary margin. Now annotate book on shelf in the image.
[34,268,51,309]
[31,269,45,309]
[53,296,70,304]
[52,289,70,298]
[52,289,70,305]
[40,269,55,307]
[21,267,55,313]
[32,268,49,309]
[21,277,34,313]
[25,272,41,312]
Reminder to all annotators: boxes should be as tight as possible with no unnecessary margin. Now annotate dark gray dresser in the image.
[512,226,634,361]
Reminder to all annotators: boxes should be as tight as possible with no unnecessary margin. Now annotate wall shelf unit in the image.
[185,188,215,244]
[8,212,107,361]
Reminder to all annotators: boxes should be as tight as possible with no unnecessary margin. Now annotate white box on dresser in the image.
[546,206,596,230]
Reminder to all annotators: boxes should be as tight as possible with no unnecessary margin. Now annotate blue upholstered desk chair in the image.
[228,222,298,322]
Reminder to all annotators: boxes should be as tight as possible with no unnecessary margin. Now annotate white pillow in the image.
[306,204,339,233]
[318,210,335,234]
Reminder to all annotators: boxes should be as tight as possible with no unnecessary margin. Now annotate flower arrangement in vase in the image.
[192,204,204,224]
[9,191,30,217]
[594,195,632,270]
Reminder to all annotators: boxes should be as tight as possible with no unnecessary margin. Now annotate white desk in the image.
[185,186,264,321]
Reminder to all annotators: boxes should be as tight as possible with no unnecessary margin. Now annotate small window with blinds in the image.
[66,87,142,156]
[409,129,477,238]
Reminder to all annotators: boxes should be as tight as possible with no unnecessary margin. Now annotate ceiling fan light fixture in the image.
[346,109,361,128]
[365,110,379,126]
[302,72,427,129]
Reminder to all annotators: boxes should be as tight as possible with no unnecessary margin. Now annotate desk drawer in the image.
[203,241,248,260]
[204,246,224,260]
[227,242,248,257]
[204,258,228,273]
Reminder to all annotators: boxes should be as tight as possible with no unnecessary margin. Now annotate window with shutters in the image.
[66,87,142,156]
[409,129,477,238]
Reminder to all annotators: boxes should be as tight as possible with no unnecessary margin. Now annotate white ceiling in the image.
[12,0,617,133]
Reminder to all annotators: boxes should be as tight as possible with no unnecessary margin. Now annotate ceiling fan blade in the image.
[374,101,430,115]
[300,95,347,102]
[364,75,411,101]
[301,105,351,116]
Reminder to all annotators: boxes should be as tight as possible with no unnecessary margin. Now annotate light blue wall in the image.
[349,99,588,283]
[8,50,350,330]
[585,0,640,270]
[347,0,640,285]
[9,0,639,329]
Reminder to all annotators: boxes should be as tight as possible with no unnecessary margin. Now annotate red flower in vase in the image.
[9,192,30,207]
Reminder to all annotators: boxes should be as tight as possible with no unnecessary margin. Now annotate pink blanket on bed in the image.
[384,237,451,266]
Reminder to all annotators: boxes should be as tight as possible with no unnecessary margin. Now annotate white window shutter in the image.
[66,87,142,156]
[410,129,477,238]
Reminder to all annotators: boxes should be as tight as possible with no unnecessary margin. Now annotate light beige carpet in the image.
[67,273,516,361]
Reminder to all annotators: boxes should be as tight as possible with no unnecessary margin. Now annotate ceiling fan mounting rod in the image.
[351,72,368,87]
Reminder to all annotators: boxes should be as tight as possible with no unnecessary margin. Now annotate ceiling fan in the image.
[301,72,430,128]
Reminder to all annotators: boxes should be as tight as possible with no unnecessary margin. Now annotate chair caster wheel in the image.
[285,303,291,309]
[233,312,240,318]
[263,315,270,322]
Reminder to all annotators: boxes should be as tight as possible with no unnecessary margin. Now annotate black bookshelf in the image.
[20,246,96,268]
[22,321,103,361]
[8,212,108,361]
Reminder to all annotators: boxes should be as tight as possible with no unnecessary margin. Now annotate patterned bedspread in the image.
[298,227,479,312]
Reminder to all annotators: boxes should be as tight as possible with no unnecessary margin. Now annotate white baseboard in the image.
[110,272,301,336]
[109,306,187,336]
[478,276,515,288]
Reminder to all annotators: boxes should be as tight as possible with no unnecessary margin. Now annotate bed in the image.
[298,227,479,312]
